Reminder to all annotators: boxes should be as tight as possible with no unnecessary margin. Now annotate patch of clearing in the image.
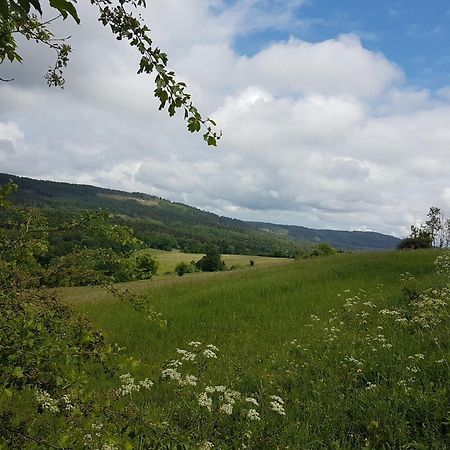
[97,192,159,206]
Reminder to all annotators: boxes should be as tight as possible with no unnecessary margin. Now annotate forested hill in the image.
[249,222,399,251]
[0,173,399,254]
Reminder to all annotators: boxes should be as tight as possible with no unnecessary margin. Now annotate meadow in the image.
[143,248,292,274]
[63,249,449,449]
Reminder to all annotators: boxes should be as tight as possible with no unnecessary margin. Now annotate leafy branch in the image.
[0,0,221,144]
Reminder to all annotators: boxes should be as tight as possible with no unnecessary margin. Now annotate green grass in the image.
[64,249,449,448]
[67,250,436,372]
[145,248,292,274]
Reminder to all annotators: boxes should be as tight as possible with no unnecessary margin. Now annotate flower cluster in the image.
[269,395,285,416]
[161,341,219,388]
[35,389,59,413]
[117,373,153,396]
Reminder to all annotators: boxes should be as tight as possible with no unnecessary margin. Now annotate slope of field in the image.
[65,250,448,447]
[147,248,292,273]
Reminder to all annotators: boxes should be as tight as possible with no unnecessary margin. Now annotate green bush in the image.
[196,245,226,272]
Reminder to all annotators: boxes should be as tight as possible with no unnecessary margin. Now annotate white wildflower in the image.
[188,341,202,348]
[161,368,182,382]
[224,389,241,403]
[199,442,214,450]
[245,397,259,406]
[270,400,285,416]
[179,374,198,387]
[270,395,284,404]
[102,445,118,450]
[61,394,74,411]
[219,403,233,415]
[198,392,212,411]
[203,349,217,359]
[117,373,140,396]
[206,344,219,351]
[139,378,154,389]
[247,408,261,421]
[92,422,104,431]
[35,389,59,413]
[176,348,196,361]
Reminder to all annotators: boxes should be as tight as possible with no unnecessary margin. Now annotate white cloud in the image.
[0,0,449,238]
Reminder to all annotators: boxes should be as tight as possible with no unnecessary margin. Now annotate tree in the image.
[425,206,442,247]
[0,0,221,145]
[397,225,432,250]
[196,244,225,272]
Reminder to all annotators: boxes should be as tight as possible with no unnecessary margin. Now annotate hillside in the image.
[250,221,399,250]
[0,173,399,253]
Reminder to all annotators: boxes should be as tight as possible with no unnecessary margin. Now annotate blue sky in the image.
[234,0,450,90]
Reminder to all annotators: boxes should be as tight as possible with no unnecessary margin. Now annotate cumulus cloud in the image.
[0,0,449,237]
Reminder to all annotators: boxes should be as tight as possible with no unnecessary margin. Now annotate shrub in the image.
[175,261,189,276]
[196,245,226,272]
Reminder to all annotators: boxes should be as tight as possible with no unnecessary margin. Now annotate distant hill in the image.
[249,222,399,251]
[0,173,399,254]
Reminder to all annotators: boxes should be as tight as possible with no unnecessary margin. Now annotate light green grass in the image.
[65,249,449,448]
[67,250,437,371]
[145,248,292,274]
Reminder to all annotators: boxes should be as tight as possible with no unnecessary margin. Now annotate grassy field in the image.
[64,250,449,448]
[145,248,293,274]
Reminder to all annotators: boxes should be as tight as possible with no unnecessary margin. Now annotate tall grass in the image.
[67,250,448,448]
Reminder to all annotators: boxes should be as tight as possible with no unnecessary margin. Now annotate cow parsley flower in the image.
[117,373,140,396]
[35,389,59,413]
[198,392,212,411]
[179,374,198,386]
[161,368,182,382]
[139,378,154,389]
[203,349,217,359]
[219,402,233,415]
[247,408,261,421]
[269,395,285,416]
[245,397,259,406]
[206,344,219,351]
[188,341,202,348]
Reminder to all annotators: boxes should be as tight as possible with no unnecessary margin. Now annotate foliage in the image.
[175,260,198,277]
[400,206,450,249]
[0,0,220,144]
[398,224,433,250]
[310,242,336,256]
[196,244,226,272]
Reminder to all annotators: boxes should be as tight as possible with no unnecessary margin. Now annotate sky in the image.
[1,0,450,237]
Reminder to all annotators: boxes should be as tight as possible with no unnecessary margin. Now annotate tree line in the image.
[398,206,450,249]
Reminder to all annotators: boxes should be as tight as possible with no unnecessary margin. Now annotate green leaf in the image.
[207,136,217,146]
[49,0,80,23]
[0,0,9,18]
[18,0,30,13]
[28,0,43,14]
[12,367,24,379]
[3,388,13,399]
